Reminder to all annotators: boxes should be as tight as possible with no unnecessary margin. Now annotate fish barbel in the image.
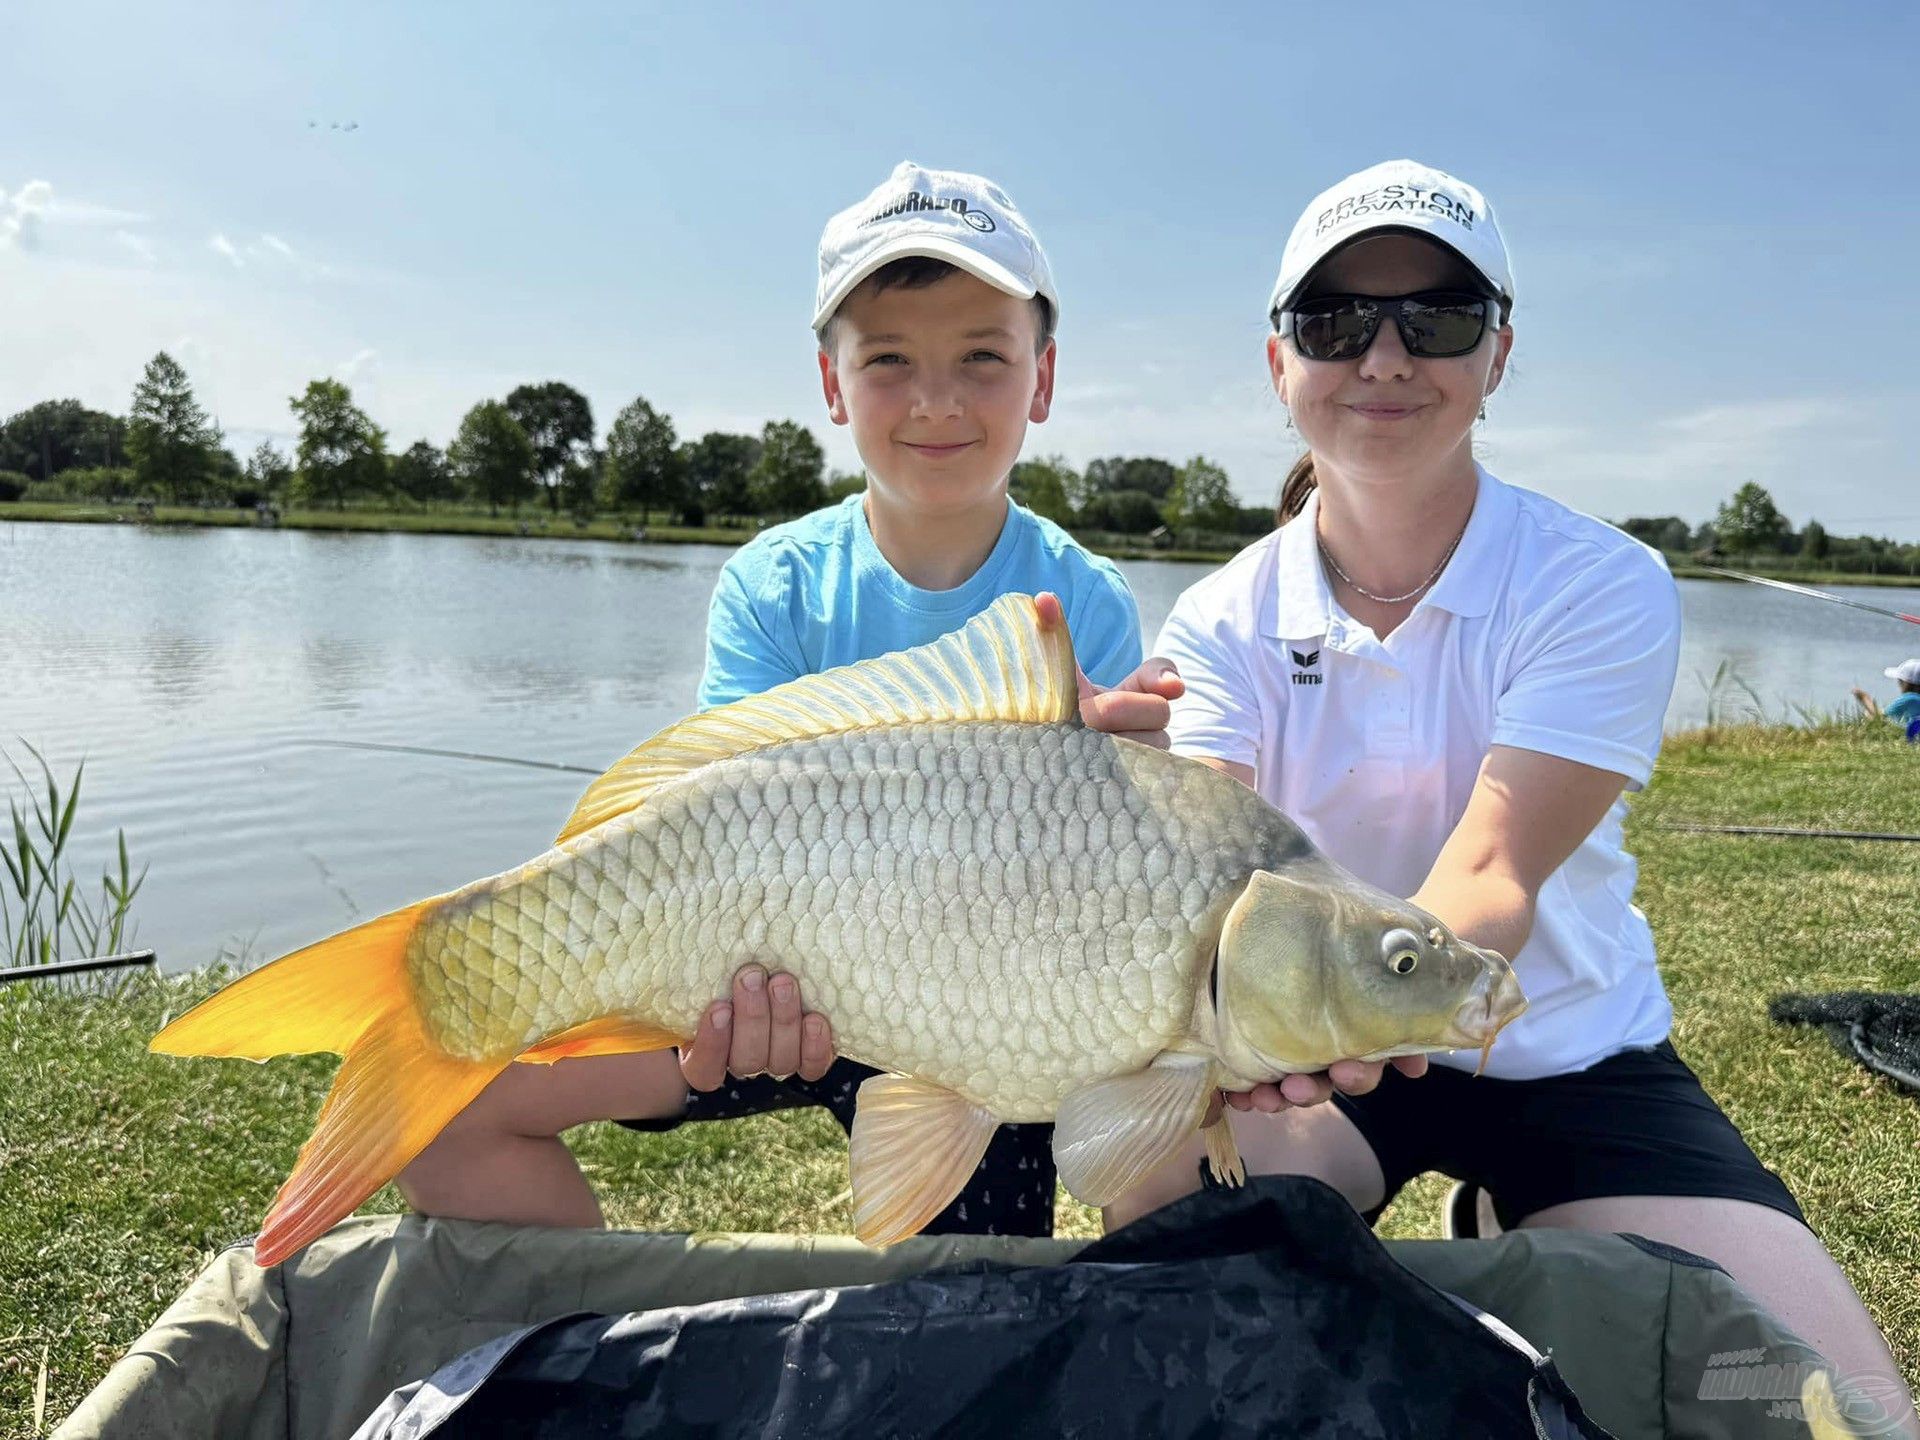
[153,594,1525,1264]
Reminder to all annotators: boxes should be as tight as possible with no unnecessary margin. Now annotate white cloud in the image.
[206,229,331,280]
[0,180,54,249]
[335,348,378,381]
[116,229,158,264]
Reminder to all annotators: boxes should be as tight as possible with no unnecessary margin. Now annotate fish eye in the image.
[1389,949,1419,975]
[1381,927,1422,975]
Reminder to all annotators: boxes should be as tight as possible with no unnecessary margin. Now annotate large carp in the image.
[154,594,1524,1264]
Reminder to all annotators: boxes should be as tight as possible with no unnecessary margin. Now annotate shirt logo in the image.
[1290,648,1323,686]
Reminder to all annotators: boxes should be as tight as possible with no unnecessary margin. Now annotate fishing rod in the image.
[0,949,157,984]
[307,739,601,776]
[1651,822,1920,844]
[1701,567,1920,626]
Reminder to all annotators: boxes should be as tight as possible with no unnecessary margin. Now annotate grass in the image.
[2,719,1917,1433]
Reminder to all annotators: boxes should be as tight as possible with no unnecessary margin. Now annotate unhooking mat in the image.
[57,1176,1886,1440]
[1773,991,1920,1094]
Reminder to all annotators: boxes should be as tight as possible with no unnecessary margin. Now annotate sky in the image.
[5,0,1919,539]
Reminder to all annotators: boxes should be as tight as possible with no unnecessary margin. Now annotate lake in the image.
[4,519,1915,974]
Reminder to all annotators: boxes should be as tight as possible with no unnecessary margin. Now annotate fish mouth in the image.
[1450,957,1528,1076]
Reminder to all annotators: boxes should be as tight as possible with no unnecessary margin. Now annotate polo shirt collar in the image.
[1265,465,1515,640]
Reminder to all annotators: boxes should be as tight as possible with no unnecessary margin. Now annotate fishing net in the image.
[1771,991,1920,1094]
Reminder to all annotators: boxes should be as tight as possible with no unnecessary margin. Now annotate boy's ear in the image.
[1028,338,1058,424]
[819,347,850,427]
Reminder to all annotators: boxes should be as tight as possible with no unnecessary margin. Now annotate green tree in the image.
[242,442,293,504]
[1009,456,1077,525]
[1619,515,1692,553]
[602,397,682,517]
[290,379,387,510]
[447,402,537,516]
[826,470,865,502]
[389,440,454,503]
[681,431,762,521]
[1,399,126,477]
[1166,455,1236,533]
[504,382,595,514]
[750,420,826,517]
[1801,519,1829,561]
[1713,482,1790,555]
[1079,489,1164,534]
[127,352,222,502]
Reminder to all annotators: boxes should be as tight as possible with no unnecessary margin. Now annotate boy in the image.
[398,161,1181,1239]
[1852,658,1920,739]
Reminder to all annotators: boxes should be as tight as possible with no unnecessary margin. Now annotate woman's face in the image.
[1268,233,1512,483]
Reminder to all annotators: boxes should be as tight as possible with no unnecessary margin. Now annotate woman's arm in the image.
[1407,744,1629,959]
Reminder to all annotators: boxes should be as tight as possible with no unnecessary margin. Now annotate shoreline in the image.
[5,501,1919,585]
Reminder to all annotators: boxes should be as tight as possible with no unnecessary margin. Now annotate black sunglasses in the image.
[1277,290,1497,362]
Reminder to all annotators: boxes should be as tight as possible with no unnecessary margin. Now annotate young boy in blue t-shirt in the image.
[397,162,1181,1239]
[1853,658,1920,740]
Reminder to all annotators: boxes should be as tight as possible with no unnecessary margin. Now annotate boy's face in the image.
[818,271,1055,519]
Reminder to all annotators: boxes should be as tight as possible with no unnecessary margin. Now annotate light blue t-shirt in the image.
[700,494,1143,709]
[1887,691,1920,726]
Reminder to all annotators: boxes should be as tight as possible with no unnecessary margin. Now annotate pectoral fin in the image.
[1052,1055,1217,1207]
[849,1075,999,1247]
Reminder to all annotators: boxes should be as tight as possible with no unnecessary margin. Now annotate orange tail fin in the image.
[152,902,506,1267]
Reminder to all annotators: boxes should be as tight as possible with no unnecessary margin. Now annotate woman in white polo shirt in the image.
[1117,159,1908,1403]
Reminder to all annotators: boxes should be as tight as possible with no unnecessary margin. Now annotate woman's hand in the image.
[1032,591,1184,749]
[1210,1055,1430,1122]
[679,966,837,1089]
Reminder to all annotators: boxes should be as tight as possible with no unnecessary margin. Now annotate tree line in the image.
[1621,481,1920,578]
[0,352,1270,541]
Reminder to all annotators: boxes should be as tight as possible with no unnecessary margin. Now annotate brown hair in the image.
[816,256,1055,357]
[1275,453,1315,525]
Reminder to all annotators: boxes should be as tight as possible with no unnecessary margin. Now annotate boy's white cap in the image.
[1885,658,1920,684]
[1268,159,1514,318]
[813,160,1058,331]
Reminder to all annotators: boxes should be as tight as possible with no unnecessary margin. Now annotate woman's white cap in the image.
[1268,159,1514,317]
[1885,658,1920,684]
[813,161,1058,331]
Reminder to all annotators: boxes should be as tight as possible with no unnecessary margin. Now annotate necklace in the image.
[1316,522,1466,605]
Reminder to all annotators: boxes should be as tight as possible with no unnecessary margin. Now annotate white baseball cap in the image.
[1268,159,1514,319]
[1885,659,1920,684]
[813,161,1058,332]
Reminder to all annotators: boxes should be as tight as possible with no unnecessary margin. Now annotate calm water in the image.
[4,520,1915,973]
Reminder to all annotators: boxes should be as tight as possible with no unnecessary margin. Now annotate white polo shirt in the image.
[1154,467,1682,1081]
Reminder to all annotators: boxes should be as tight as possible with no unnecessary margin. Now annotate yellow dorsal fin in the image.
[556,592,1080,844]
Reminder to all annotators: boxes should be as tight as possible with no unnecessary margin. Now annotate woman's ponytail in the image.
[1275,453,1316,525]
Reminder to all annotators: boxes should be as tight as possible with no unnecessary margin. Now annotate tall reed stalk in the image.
[1,743,146,969]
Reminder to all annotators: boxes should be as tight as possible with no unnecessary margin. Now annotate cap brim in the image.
[812,234,1038,331]
[1271,224,1510,316]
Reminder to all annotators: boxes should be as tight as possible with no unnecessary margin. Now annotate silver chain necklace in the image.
[1316,523,1466,605]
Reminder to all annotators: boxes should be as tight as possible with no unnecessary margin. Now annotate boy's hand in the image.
[1204,1055,1430,1124]
[1032,592,1184,750]
[680,966,836,1090]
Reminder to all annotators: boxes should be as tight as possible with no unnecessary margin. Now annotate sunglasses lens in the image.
[1292,300,1377,361]
[1400,297,1489,357]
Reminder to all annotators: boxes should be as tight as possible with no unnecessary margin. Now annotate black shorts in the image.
[618,1058,1057,1237]
[1330,1039,1808,1231]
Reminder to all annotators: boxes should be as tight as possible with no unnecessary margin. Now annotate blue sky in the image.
[6,1,1919,539]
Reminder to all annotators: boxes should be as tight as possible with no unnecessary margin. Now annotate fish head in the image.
[1213,868,1527,1079]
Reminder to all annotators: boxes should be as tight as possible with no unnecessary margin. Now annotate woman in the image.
[1118,158,1911,1422]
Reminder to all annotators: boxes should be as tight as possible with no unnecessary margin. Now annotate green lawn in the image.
[2,719,1916,1433]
